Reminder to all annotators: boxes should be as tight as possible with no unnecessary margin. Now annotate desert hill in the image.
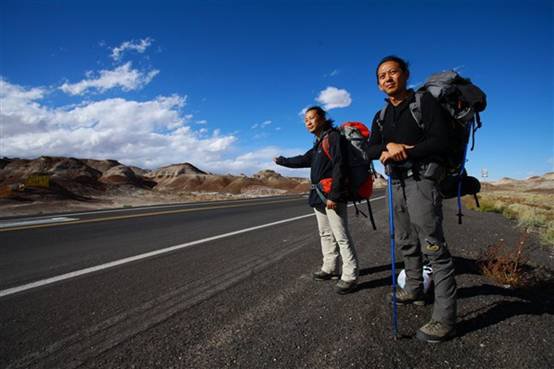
[0,156,392,216]
[489,172,554,192]
[0,156,314,215]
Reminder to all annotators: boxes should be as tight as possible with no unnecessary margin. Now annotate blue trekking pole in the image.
[385,164,398,339]
[456,117,475,224]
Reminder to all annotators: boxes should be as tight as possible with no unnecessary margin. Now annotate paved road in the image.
[1,190,553,369]
[0,195,319,291]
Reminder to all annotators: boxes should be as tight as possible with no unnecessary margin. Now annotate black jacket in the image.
[366,91,449,165]
[277,128,347,208]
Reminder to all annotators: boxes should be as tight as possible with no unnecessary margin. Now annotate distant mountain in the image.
[0,156,394,217]
[148,162,208,178]
[490,172,554,191]
[0,156,310,206]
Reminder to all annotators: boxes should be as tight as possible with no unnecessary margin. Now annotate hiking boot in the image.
[388,287,425,305]
[416,320,456,343]
[312,270,340,281]
[336,279,357,295]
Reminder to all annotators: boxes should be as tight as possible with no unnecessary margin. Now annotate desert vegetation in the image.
[464,174,554,246]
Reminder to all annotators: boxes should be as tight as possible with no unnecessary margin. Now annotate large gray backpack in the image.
[377,70,487,223]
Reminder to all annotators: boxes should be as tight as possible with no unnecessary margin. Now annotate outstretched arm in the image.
[273,148,313,168]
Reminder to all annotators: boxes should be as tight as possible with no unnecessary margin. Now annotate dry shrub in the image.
[477,233,531,288]
[543,221,554,245]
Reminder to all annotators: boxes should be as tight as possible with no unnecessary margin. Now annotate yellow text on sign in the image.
[25,175,50,188]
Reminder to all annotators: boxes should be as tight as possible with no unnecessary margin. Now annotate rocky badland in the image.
[0,156,387,216]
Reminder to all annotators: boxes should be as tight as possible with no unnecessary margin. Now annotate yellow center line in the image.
[0,197,305,233]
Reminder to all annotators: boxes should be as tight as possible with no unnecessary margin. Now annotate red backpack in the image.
[319,122,376,229]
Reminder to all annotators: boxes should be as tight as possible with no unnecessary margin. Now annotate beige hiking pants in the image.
[314,202,359,282]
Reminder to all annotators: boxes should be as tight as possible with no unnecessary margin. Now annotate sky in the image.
[0,0,552,180]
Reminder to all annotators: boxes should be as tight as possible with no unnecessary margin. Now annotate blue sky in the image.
[1,0,552,180]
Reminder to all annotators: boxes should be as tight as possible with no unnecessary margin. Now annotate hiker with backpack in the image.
[367,56,458,343]
[274,106,359,294]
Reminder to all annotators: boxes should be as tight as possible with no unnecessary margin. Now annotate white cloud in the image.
[251,120,272,130]
[195,120,208,125]
[111,37,153,61]
[325,69,339,77]
[0,80,307,176]
[452,65,465,72]
[60,62,159,96]
[0,79,237,170]
[209,146,309,177]
[316,86,352,110]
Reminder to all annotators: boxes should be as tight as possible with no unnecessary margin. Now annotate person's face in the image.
[304,109,325,134]
[377,61,408,96]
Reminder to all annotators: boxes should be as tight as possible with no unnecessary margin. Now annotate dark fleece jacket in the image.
[276,127,347,209]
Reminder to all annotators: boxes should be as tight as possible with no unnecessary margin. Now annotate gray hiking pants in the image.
[314,203,359,282]
[391,176,457,326]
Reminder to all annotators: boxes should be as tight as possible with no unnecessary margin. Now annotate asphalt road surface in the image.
[1,190,553,369]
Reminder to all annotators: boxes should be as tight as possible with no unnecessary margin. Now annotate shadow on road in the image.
[358,262,404,277]
[457,280,554,336]
[357,256,553,337]
[357,262,403,291]
[454,255,554,336]
[453,256,482,276]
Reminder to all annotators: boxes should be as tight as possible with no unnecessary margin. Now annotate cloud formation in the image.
[251,120,272,129]
[316,86,352,110]
[1,79,237,170]
[0,35,307,176]
[111,38,153,61]
[59,62,159,96]
[324,69,339,78]
[210,146,309,177]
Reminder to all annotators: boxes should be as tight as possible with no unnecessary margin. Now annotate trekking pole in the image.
[456,118,475,224]
[385,164,398,339]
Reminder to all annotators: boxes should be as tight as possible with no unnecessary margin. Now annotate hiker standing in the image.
[367,55,457,342]
[274,106,359,294]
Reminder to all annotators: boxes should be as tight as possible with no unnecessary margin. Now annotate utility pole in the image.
[481,168,488,180]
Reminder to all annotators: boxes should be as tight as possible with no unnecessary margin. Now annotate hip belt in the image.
[388,162,444,181]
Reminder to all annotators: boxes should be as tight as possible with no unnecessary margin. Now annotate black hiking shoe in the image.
[313,270,340,281]
[416,320,456,343]
[335,279,357,295]
[387,287,425,305]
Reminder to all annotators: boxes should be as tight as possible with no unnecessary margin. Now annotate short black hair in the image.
[305,106,334,126]
[375,55,410,82]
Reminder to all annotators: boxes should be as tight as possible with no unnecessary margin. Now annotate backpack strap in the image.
[375,104,388,133]
[312,183,328,203]
[455,119,476,224]
[318,128,336,161]
[470,112,482,151]
[370,161,377,178]
[353,201,366,218]
[408,91,425,130]
[367,199,377,230]
[321,134,332,160]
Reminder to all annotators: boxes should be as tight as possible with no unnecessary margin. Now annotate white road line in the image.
[1,195,304,220]
[0,195,385,298]
[0,217,79,229]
